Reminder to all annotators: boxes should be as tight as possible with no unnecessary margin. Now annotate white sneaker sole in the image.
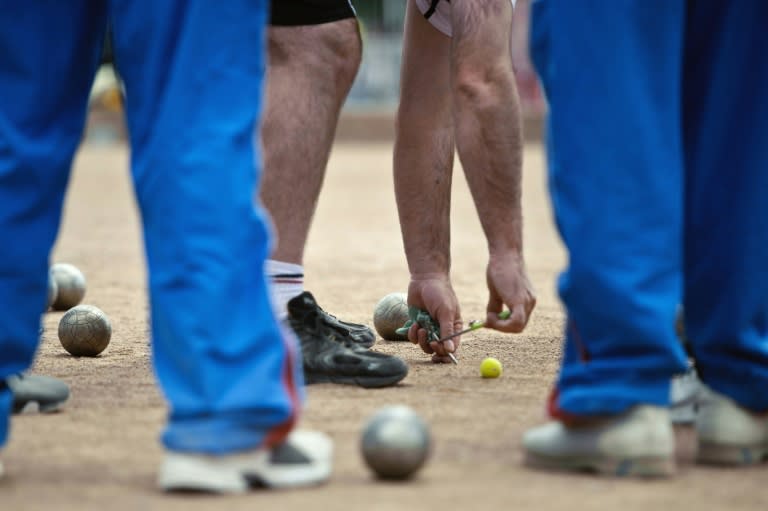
[698,442,768,466]
[525,452,675,477]
[695,385,768,466]
[159,456,253,493]
[158,456,332,493]
[16,400,66,414]
[158,431,333,494]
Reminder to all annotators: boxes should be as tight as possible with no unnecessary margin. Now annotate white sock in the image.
[265,259,304,319]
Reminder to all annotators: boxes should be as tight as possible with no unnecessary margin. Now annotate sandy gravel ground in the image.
[2,142,765,511]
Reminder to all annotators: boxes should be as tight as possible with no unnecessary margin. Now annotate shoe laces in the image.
[290,294,361,348]
[319,312,353,338]
[294,306,357,347]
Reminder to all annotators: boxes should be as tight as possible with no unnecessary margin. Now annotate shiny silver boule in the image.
[361,405,431,480]
[58,304,111,357]
[50,263,86,310]
[46,270,58,310]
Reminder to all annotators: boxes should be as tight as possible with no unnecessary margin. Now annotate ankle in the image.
[265,260,304,318]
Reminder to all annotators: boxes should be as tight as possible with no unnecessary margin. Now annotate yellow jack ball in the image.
[480,357,502,378]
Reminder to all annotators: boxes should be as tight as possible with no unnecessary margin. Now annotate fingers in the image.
[428,309,460,357]
[527,294,537,318]
[451,318,462,355]
[418,327,433,354]
[404,275,463,361]
[484,254,538,334]
[488,305,525,332]
[408,317,462,357]
[429,337,454,357]
[485,274,537,333]
[486,299,535,333]
[407,322,419,344]
[487,278,501,303]
[437,309,456,341]
[486,292,502,319]
[409,323,435,355]
[431,353,455,364]
[408,317,451,356]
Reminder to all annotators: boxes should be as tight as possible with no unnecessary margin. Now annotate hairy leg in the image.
[260,19,362,264]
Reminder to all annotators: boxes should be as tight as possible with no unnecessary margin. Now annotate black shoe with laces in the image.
[287,293,408,388]
[299,291,375,348]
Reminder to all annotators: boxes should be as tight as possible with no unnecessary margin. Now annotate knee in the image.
[452,59,515,111]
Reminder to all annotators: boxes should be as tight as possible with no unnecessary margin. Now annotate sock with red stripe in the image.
[265,259,304,319]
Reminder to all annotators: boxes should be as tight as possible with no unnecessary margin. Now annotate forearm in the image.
[395,2,455,277]
[454,72,524,257]
[451,1,523,257]
[394,114,454,276]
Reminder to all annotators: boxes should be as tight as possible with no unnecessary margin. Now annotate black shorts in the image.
[270,0,356,27]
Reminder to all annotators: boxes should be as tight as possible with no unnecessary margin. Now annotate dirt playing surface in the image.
[3,142,765,510]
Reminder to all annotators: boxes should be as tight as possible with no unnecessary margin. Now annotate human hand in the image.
[405,274,463,364]
[485,252,536,332]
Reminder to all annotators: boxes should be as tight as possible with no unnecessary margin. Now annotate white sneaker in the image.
[158,430,332,494]
[670,365,702,424]
[696,387,768,466]
[523,406,675,477]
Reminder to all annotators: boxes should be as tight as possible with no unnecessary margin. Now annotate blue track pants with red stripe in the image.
[0,0,304,454]
[530,0,768,416]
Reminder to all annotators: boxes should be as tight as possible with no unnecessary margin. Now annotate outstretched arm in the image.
[451,0,536,332]
[395,1,461,362]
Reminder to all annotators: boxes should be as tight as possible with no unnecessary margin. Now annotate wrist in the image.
[488,249,524,265]
[409,271,451,282]
[485,216,522,256]
[488,240,523,256]
[406,253,451,276]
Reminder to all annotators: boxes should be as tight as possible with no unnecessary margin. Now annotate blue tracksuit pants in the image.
[530,1,768,415]
[0,1,304,454]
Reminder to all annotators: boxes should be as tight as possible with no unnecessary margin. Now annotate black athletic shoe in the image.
[287,293,408,388]
[297,291,375,348]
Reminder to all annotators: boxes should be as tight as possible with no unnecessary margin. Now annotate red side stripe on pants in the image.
[264,327,302,447]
